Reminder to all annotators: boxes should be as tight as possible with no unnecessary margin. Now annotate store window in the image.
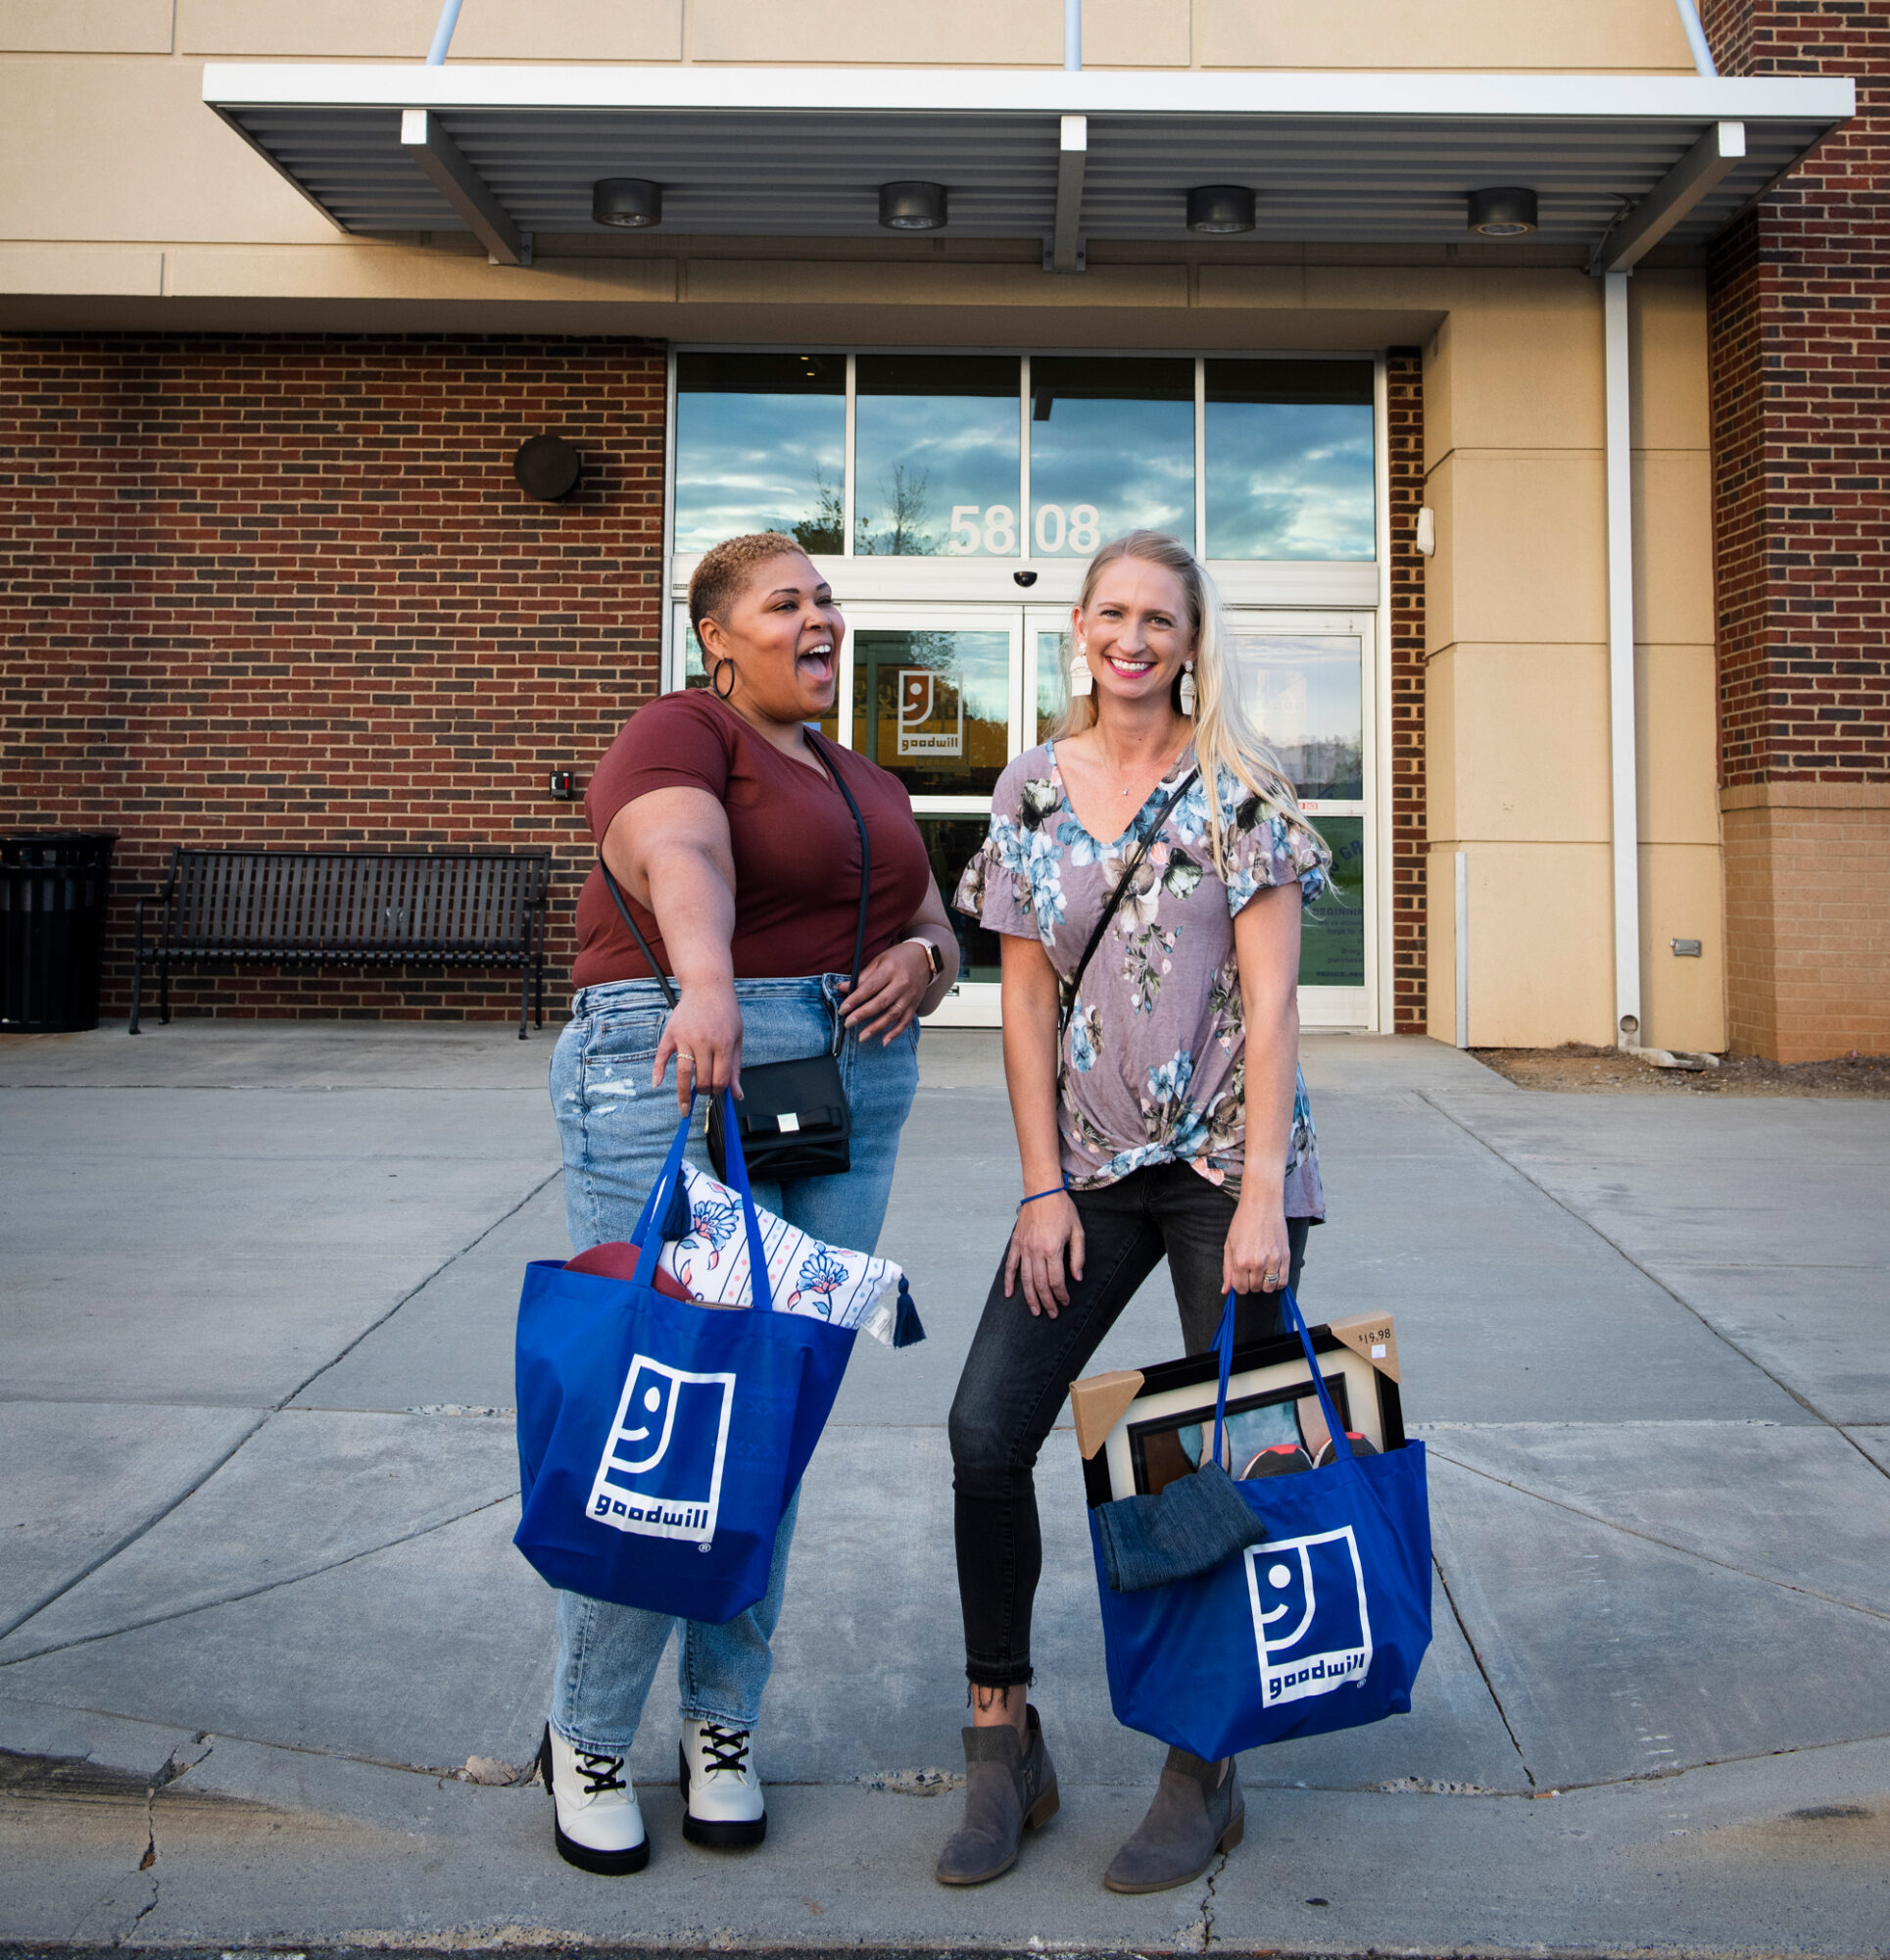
[854,356,1020,557]
[1029,357,1195,556]
[671,353,1376,564]
[1205,361,1376,561]
[673,352,847,552]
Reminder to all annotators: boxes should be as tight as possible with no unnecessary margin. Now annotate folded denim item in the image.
[1094,1463,1271,1592]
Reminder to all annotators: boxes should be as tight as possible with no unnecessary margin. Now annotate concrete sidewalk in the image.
[2,1021,1887,1956]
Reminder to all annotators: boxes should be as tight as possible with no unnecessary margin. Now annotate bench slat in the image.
[156,850,548,958]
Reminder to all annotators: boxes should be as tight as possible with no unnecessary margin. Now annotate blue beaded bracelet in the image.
[1017,1184,1068,1208]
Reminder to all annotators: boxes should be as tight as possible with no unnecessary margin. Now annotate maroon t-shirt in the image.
[573,691,933,988]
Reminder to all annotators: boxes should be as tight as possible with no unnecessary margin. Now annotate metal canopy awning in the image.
[204,64,1853,273]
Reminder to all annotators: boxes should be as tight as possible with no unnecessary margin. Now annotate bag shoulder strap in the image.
[594,726,873,1006]
[805,729,872,993]
[1058,763,1200,1037]
[597,852,676,1007]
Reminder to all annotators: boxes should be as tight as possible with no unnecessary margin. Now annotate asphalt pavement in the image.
[2,1018,1887,1956]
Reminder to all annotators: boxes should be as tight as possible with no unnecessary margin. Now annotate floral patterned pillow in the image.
[657,1160,919,1348]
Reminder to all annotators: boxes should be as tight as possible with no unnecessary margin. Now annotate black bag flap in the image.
[733,1055,851,1142]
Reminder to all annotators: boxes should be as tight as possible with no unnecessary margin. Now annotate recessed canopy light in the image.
[1467,187,1538,237]
[1187,185,1256,235]
[592,178,662,228]
[879,181,947,231]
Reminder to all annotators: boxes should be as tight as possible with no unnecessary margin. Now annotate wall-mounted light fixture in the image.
[1467,187,1538,237]
[1187,185,1256,234]
[878,181,947,230]
[592,177,662,228]
[513,433,582,502]
[1415,507,1437,557]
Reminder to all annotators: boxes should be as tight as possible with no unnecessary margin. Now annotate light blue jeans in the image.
[547,974,920,1753]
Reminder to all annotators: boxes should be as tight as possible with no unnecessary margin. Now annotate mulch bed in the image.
[1469,1043,1890,1099]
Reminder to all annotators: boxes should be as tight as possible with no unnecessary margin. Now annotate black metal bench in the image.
[131,848,553,1039]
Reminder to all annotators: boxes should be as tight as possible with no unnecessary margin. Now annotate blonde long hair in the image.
[1055,530,1315,879]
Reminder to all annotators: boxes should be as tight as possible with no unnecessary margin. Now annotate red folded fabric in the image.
[563,1241,696,1302]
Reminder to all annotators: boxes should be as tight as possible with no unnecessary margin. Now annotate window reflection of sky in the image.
[854,394,1019,557]
[1227,636,1364,800]
[1207,403,1375,561]
[673,392,846,552]
[673,363,1376,564]
[1030,397,1195,553]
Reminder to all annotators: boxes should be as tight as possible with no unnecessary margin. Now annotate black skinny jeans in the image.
[948,1162,1311,1689]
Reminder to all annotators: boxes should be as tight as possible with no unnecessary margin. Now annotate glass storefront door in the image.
[671,598,1377,1028]
[1223,614,1377,1029]
[663,346,1385,1029]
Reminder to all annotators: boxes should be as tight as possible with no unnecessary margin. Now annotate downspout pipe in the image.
[427,0,463,64]
[1603,271,1644,1050]
[1065,0,1081,71]
[1673,0,1719,77]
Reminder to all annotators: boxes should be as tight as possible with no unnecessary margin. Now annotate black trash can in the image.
[1,832,119,1033]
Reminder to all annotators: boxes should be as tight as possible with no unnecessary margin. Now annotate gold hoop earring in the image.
[711,658,737,700]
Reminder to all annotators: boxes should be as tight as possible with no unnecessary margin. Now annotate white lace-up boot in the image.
[539,1723,648,1874]
[679,1717,766,1847]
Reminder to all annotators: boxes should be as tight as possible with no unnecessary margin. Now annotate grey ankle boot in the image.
[935,1704,1060,1886]
[1102,1747,1244,1894]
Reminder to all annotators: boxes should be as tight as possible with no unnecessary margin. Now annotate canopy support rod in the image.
[1048,113,1087,273]
[426,0,462,65]
[1065,0,1082,70]
[400,109,531,264]
[1672,0,1719,78]
[1603,270,1643,1051]
[1593,120,1745,273]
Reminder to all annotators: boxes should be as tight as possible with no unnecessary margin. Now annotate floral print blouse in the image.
[954,741,1332,1216]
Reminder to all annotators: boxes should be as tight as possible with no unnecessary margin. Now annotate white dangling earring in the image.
[1179,659,1196,716]
[1069,639,1093,698]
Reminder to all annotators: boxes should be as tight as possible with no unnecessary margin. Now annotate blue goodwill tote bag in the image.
[1090,1288,1431,1762]
[513,1091,855,1624]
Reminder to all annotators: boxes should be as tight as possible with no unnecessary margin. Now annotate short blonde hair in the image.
[688,531,805,635]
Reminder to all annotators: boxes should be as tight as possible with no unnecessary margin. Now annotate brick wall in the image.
[0,334,667,1025]
[1386,347,1427,1034]
[1702,1,1890,1056]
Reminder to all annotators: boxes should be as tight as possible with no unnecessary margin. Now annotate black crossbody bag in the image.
[596,730,871,1183]
[1057,766,1201,1040]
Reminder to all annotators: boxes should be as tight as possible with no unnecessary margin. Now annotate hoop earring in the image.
[710,658,737,700]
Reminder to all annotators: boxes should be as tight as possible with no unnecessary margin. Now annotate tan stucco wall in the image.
[1422,268,1724,1053]
[0,0,1698,68]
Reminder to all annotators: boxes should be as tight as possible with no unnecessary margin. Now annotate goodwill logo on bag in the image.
[587,1354,735,1546]
[1244,1526,1375,1705]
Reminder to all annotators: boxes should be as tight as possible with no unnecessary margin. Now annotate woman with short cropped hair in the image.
[939,529,1331,1894]
[540,531,958,1874]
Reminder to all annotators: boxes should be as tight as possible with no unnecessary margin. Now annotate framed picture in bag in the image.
[1071,1312,1404,1505]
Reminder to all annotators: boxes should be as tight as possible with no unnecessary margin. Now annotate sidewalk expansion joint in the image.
[1426,1448,1890,1627]
[0,1494,517,1669]
[1416,1090,1890,1483]
[2,1161,557,1652]
[282,1165,561,1412]
[1430,1550,1536,1788]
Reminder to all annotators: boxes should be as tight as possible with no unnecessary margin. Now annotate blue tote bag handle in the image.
[626,1089,775,1312]
[1210,1285,1355,1471]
